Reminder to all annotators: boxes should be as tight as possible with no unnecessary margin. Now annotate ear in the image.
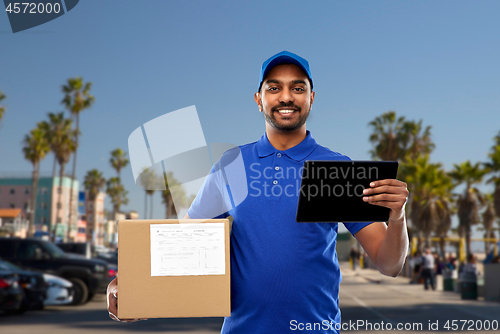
[254,92,262,112]
[310,91,315,109]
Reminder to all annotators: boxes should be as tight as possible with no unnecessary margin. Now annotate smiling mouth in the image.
[275,109,298,114]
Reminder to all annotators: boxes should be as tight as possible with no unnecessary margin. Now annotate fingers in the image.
[363,180,408,196]
[362,180,408,203]
[107,278,119,320]
[361,180,408,221]
[368,179,406,188]
[106,277,148,323]
[363,193,401,203]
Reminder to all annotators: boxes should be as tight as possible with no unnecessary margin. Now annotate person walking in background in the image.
[462,254,480,278]
[435,254,444,275]
[350,247,359,270]
[410,251,422,284]
[420,248,436,290]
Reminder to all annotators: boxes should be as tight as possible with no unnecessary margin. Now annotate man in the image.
[349,246,359,270]
[107,51,409,333]
[420,248,435,290]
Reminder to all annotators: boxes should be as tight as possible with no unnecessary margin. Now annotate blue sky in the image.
[1,0,499,243]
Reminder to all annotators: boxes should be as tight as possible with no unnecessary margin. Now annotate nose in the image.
[278,87,294,104]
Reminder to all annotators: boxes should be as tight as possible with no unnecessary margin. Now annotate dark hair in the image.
[258,63,313,93]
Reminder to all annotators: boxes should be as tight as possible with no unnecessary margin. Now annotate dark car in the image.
[95,253,117,281]
[0,270,24,314]
[58,242,117,281]
[0,259,46,311]
[57,242,92,258]
[0,238,108,305]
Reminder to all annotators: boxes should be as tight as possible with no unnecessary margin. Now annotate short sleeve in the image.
[187,164,231,219]
[343,222,375,236]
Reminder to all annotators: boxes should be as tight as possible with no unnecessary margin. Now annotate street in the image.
[339,262,500,333]
[1,262,499,333]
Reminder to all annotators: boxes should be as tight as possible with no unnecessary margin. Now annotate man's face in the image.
[254,63,315,133]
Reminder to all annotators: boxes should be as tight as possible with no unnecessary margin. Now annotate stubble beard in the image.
[261,99,310,133]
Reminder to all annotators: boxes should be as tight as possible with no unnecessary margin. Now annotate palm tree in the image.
[449,161,488,257]
[139,168,160,219]
[368,111,407,161]
[480,193,496,254]
[369,113,435,236]
[484,131,500,223]
[52,123,77,242]
[399,120,435,163]
[110,148,129,181]
[106,177,129,222]
[0,91,6,128]
[160,172,185,219]
[404,155,453,252]
[84,169,106,241]
[62,77,95,241]
[419,167,453,255]
[84,170,106,206]
[39,113,75,241]
[22,126,50,237]
[39,112,73,181]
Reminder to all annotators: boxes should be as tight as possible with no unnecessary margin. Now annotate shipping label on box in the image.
[118,219,231,319]
[150,223,226,276]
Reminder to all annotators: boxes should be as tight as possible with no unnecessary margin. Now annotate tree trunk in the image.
[167,194,178,219]
[465,226,472,258]
[66,114,79,242]
[52,156,57,179]
[53,164,65,242]
[144,191,148,219]
[150,193,153,219]
[165,201,169,219]
[28,163,39,238]
[425,232,431,250]
[494,183,500,221]
[439,236,446,258]
[417,230,423,253]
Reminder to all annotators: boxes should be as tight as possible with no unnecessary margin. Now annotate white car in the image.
[43,274,74,306]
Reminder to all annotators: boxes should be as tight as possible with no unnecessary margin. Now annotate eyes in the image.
[267,87,305,92]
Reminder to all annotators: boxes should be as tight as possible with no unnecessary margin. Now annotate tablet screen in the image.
[295,160,399,223]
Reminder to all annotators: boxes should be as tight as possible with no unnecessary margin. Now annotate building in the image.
[0,208,28,238]
[79,190,106,245]
[126,211,139,219]
[0,175,79,240]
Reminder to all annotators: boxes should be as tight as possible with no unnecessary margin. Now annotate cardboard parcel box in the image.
[118,219,231,319]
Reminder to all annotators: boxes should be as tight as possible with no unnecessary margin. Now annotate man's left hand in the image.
[362,179,409,223]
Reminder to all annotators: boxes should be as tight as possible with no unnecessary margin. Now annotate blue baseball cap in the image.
[258,51,313,92]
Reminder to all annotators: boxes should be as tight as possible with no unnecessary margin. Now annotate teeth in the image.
[277,110,295,114]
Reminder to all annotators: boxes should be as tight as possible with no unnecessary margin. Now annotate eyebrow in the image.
[265,79,307,86]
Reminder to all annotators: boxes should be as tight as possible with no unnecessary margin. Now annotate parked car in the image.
[57,242,111,258]
[58,242,117,281]
[57,242,92,258]
[0,238,108,305]
[43,273,73,306]
[95,253,117,281]
[0,259,46,311]
[0,270,24,314]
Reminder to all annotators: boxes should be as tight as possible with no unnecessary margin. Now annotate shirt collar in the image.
[256,130,318,162]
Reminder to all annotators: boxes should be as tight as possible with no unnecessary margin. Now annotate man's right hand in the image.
[107,277,148,323]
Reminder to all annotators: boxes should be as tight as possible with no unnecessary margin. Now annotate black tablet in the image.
[295,160,399,223]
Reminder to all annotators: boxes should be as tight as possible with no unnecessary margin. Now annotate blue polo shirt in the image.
[188,130,373,333]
